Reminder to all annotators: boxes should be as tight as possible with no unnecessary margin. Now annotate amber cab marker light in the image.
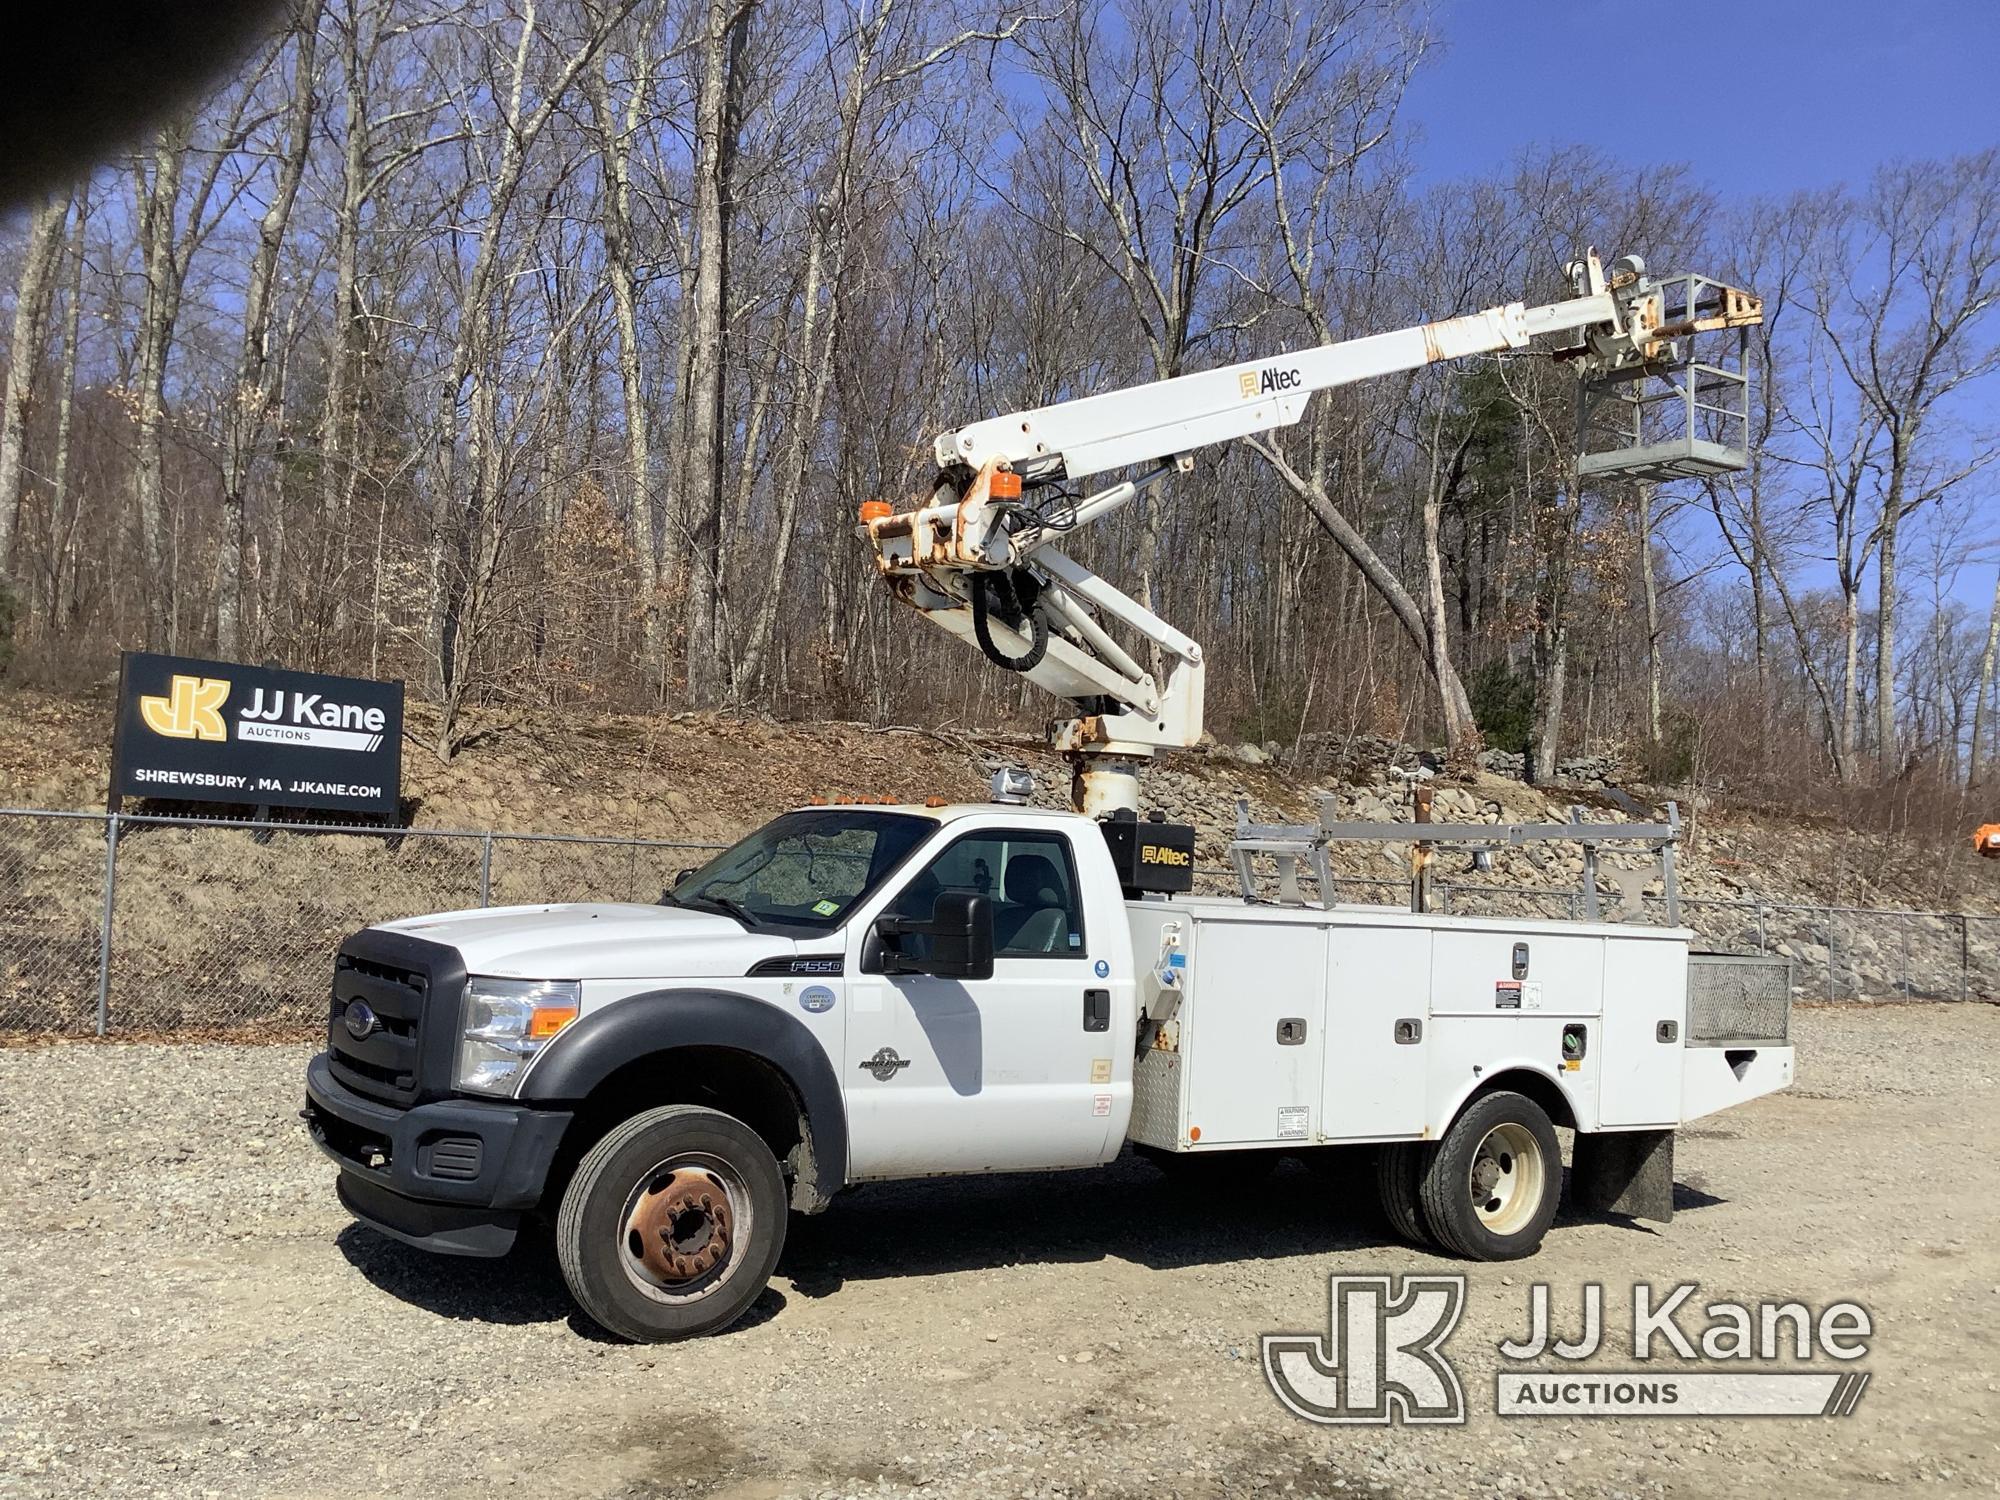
[528,1003,579,1040]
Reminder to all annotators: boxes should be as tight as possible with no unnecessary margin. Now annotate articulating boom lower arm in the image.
[860,251,1761,814]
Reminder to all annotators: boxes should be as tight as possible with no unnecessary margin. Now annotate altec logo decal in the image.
[1238,366,1304,399]
[140,676,230,741]
[1140,844,1191,867]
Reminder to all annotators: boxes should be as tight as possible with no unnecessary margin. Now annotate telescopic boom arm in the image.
[860,251,1761,814]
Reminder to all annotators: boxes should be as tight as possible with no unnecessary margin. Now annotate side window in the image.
[886,832,1085,960]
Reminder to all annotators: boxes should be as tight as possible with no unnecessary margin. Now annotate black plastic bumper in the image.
[304,1051,572,1257]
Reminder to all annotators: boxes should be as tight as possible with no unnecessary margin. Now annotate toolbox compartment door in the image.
[1320,924,1430,1140]
[1181,918,1325,1145]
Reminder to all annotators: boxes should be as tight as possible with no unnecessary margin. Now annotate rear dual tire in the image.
[1377,1092,1562,1261]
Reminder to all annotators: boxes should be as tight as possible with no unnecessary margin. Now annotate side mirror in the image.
[875,890,994,981]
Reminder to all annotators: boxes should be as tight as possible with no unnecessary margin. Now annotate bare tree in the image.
[218,0,321,656]
[1809,153,2000,774]
[0,191,68,579]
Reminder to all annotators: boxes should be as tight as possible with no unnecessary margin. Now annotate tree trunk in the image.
[1636,482,1663,744]
[1250,436,1478,748]
[0,191,67,580]
[219,2,319,657]
[1874,434,1910,774]
[47,193,86,626]
[680,0,752,707]
[133,127,188,645]
[586,28,665,687]
[1969,567,2000,789]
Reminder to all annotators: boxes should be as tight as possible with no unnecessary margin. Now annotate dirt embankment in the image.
[7,686,1997,917]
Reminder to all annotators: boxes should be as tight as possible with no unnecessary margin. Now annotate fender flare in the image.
[519,988,847,1204]
[1429,1059,1580,1139]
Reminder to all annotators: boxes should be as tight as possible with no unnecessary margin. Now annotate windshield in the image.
[666,809,936,931]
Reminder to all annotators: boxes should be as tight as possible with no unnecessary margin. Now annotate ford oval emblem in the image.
[344,1001,380,1040]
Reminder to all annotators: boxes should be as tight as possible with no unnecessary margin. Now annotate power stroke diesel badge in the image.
[858,1047,911,1081]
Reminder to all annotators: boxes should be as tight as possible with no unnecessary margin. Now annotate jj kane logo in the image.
[139,675,231,741]
[1238,365,1304,399]
[137,675,387,754]
[1264,1276,1874,1425]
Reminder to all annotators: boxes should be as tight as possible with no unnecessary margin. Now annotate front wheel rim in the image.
[1467,1121,1545,1236]
[617,1151,753,1304]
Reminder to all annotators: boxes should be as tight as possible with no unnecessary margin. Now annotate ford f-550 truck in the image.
[305,784,1794,1342]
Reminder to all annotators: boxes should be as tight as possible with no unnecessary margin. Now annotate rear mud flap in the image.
[1570,1129,1674,1225]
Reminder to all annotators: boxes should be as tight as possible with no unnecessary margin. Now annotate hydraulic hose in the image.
[969,569,1050,673]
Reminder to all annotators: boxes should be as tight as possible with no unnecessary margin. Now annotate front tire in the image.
[556,1104,787,1342]
[1416,1091,1561,1260]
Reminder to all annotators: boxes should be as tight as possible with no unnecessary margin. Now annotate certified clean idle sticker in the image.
[1094,958,1110,978]
[799,985,836,1013]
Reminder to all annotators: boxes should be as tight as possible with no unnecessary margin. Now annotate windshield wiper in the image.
[682,892,762,929]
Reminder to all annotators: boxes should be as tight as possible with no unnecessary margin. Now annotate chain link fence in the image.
[0,810,724,1037]
[2,807,1995,1038]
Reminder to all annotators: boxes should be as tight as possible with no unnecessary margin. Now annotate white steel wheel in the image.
[1417,1090,1562,1261]
[1467,1121,1544,1237]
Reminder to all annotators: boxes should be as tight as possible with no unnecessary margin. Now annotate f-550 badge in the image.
[859,1047,911,1082]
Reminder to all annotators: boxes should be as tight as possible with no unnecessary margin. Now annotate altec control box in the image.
[1099,813,1197,895]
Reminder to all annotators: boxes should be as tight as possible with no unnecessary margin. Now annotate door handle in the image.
[1394,1018,1423,1045]
[1083,989,1109,1032]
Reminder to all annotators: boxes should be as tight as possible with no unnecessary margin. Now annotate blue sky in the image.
[1402,0,2000,615]
[1402,0,2000,197]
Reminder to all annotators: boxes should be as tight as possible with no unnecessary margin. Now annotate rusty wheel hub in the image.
[626,1168,734,1287]
[1469,1153,1505,1202]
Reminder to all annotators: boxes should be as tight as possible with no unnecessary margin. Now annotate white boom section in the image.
[933,294,1620,484]
[862,251,1751,814]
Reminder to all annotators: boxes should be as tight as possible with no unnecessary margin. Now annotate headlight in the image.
[454,978,581,1097]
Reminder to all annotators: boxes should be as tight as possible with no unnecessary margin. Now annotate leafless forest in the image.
[0,0,1995,824]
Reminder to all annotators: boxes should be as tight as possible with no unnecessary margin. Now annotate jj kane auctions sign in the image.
[111,652,404,817]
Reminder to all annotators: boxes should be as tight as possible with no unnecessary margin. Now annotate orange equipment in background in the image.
[1976,824,2000,859]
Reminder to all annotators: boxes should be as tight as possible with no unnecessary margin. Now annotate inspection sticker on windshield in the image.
[811,899,840,916]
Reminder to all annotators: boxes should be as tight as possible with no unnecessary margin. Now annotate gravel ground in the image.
[2,1004,1997,1500]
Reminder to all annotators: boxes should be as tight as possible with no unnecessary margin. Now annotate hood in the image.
[376,902,796,981]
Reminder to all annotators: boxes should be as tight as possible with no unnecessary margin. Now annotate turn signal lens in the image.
[528,1003,579,1040]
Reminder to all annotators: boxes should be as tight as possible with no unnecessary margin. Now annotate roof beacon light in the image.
[990,768,1034,806]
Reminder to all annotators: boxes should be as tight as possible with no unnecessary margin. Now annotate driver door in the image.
[842,827,1116,1178]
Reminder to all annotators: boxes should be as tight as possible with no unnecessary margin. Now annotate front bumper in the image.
[304,1051,572,1257]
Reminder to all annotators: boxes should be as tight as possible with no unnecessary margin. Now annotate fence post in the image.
[95,813,120,1036]
[1961,914,1970,1004]
[480,834,493,907]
